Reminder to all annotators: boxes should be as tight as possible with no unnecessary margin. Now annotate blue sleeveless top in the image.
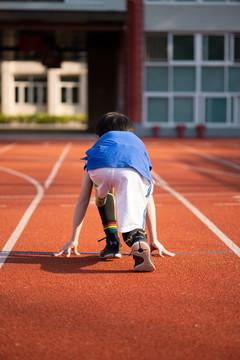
[82,131,153,183]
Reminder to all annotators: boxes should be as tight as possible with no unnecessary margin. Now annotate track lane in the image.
[0,138,239,360]
[0,140,76,265]
[147,139,240,250]
[0,166,44,269]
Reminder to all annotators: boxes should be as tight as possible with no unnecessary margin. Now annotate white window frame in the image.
[144,32,240,127]
[14,76,47,105]
[59,80,80,105]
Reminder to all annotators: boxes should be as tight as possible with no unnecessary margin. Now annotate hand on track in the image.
[150,241,175,257]
[53,239,80,257]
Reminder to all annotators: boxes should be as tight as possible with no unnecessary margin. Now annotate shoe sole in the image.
[131,241,155,272]
[99,253,122,260]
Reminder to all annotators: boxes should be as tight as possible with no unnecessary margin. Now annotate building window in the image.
[60,75,79,82]
[205,98,227,123]
[229,68,240,92]
[33,86,38,104]
[173,35,194,61]
[174,97,194,123]
[145,67,168,92]
[173,67,195,92]
[15,87,19,103]
[60,75,80,105]
[202,67,224,92]
[14,75,47,105]
[147,98,168,123]
[24,87,29,103]
[145,34,168,62]
[203,35,224,61]
[61,87,67,103]
[43,87,47,104]
[145,32,240,125]
[72,87,78,104]
[234,34,240,63]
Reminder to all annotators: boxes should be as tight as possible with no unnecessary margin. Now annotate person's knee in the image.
[95,194,107,207]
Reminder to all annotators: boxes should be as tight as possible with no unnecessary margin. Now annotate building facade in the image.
[1,58,87,116]
[0,0,239,137]
[143,0,240,137]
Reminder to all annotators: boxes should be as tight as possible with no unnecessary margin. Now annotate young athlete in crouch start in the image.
[54,112,175,271]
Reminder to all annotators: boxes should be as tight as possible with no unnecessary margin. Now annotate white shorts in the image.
[88,167,153,233]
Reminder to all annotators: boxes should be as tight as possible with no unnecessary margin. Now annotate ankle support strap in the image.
[123,229,147,248]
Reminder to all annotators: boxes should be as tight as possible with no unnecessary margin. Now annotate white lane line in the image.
[177,143,240,172]
[157,161,240,179]
[152,170,240,258]
[0,143,17,154]
[0,143,72,269]
[44,142,72,189]
[0,167,44,270]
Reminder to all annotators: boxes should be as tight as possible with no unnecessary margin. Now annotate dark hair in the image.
[96,112,134,137]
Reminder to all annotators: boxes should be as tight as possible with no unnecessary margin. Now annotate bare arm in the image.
[54,170,93,256]
[146,195,175,257]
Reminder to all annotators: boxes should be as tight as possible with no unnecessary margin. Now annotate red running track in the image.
[0,138,239,360]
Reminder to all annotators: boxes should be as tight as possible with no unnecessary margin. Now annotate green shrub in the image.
[0,113,88,124]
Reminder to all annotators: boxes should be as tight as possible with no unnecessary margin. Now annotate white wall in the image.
[0,61,88,116]
[145,4,240,32]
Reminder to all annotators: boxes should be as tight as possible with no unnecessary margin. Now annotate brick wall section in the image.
[127,0,143,123]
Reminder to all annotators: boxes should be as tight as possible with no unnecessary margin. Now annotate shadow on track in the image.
[1,251,133,274]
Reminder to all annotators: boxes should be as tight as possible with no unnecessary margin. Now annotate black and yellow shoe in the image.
[98,233,122,259]
[127,229,155,272]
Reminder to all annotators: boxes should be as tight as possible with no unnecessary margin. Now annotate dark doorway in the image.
[87,31,125,132]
